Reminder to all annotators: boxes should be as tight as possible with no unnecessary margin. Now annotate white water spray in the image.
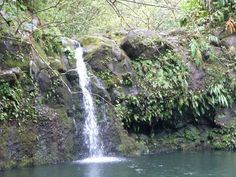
[75,43,103,157]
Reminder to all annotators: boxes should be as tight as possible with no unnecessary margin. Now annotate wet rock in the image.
[61,37,78,49]
[81,36,133,74]
[80,35,138,101]
[65,69,79,82]
[91,76,111,102]
[31,50,48,75]
[61,37,78,69]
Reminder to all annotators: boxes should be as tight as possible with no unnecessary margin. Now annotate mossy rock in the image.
[0,105,75,170]
[120,29,170,60]
[80,35,115,51]
[50,58,66,72]
[215,104,236,128]
[0,35,31,71]
[0,71,18,84]
[80,35,137,100]
[81,36,133,75]
[118,134,148,156]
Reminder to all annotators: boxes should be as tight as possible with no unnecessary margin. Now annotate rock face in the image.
[0,106,75,169]
[0,36,76,170]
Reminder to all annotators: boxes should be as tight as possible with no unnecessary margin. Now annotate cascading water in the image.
[71,41,125,164]
[74,43,103,157]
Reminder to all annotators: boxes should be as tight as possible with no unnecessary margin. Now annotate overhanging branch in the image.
[118,0,180,10]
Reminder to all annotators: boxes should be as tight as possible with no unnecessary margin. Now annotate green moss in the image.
[0,160,17,170]
[96,71,120,88]
[31,38,50,64]
[0,125,10,166]
[17,126,38,149]
[3,58,28,69]
[18,156,34,168]
[118,135,148,156]
[142,36,162,47]
[122,73,133,87]
[55,107,73,128]
[80,36,103,46]
[184,127,200,141]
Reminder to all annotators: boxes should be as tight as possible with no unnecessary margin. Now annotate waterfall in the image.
[74,43,103,157]
[67,40,125,164]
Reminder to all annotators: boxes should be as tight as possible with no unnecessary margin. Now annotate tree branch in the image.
[118,0,180,10]
[0,0,5,10]
[106,0,133,29]
[0,10,10,26]
[35,0,65,13]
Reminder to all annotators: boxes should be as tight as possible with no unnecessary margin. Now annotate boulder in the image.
[60,37,78,70]
[120,29,170,59]
[0,67,22,84]
[0,105,75,170]
[222,35,236,46]
[81,36,134,77]
[222,35,236,56]
[214,104,236,128]
[50,58,66,73]
[37,69,52,91]
[0,71,17,84]
[0,36,30,57]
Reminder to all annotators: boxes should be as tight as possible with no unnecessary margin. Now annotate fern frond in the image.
[226,17,236,34]
[218,0,229,6]
[208,34,219,45]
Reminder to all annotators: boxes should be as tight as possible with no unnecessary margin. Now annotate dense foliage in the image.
[115,49,236,132]
[0,79,37,121]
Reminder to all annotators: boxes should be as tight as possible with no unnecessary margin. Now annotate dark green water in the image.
[1,151,236,177]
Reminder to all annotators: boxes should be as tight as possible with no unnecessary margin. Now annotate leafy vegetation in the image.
[115,50,236,133]
[0,80,37,121]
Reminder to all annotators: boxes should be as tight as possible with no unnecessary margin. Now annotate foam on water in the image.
[74,156,126,164]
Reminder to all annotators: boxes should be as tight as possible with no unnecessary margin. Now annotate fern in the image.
[190,39,203,67]
[208,34,220,45]
[209,84,231,108]
[218,0,229,6]
[226,17,236,34]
